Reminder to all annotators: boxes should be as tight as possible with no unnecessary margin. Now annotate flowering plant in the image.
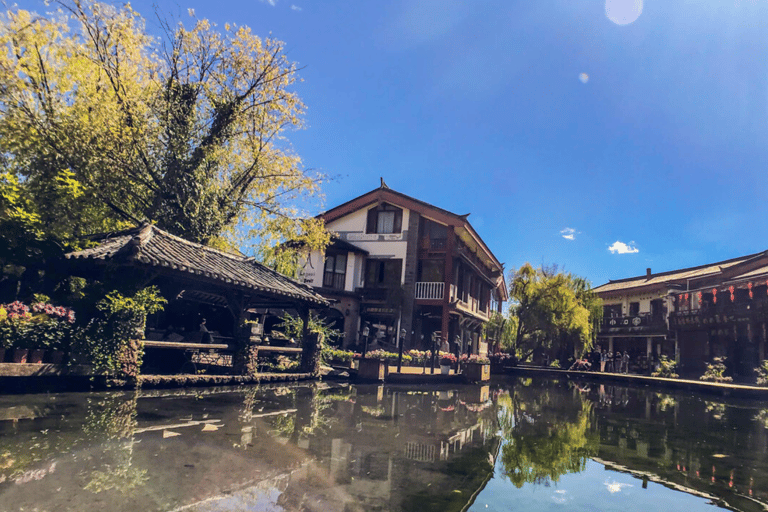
[460,354,490,365]
[439,353,457,365]
[0,301,76,350]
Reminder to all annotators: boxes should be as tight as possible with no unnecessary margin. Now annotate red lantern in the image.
[713,288,718,304]
[729,285,735,302]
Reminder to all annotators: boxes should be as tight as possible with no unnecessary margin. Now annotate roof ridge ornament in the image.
[129,221,154,256]
[380,177,389,189]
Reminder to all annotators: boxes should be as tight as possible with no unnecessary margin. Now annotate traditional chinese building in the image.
[300,179,507,355]
[593,250,768,377]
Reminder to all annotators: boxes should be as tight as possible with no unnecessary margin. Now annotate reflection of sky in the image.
[179,487,283,512]
[471,459,717,511]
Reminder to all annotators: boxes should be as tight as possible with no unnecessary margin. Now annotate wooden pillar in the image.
[441,226,456,343]
[229,293,256,376]
[299,306,323,375]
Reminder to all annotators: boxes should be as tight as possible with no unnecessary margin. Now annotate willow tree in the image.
[0,1,327,258]
[507,264,602,363]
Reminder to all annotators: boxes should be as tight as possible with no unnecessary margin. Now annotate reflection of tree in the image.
[497,390,598,488]
[82,392,147,495]
[755,409,768,429]
[705,401,726,421]
[655,393,677,412]
[264,384,337,443]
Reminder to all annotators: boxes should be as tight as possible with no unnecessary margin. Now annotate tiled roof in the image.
[726,264,768,282]
[592,252,765,294]
[66,223,328,306]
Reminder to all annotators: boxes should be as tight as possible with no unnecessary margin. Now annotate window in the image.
[418,259,444,282]
[420,218,448,249]
[365,259,402,287]
[323,253,347,290]
[629,302,640,316]
[366,203,403,234]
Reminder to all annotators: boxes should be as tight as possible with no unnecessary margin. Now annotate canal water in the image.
[1,376,767,511]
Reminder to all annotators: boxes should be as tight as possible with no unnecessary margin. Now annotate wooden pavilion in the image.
[64,222,329,374]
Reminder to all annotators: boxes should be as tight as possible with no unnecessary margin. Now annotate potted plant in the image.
[1,301,32,363]
[439,353,456,375]
[358,349,396,380]
[463,354,491,382]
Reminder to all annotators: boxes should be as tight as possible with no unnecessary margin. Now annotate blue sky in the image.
[20,0,768,286]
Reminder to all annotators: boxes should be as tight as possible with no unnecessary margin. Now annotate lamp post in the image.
[361,323,370,358]
[431,331,439,375]
[397,328,407,373]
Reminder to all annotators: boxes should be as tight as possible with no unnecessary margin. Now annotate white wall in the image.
[297,203,412,290]
[327,205,411,284]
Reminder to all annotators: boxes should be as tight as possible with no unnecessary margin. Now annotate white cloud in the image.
[291,4,302,10]
[604,479,633,493]
[259,0,277,6]
[608,241,639,254]
[560,227,576,240]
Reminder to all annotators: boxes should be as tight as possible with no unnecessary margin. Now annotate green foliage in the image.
[74,287,165,378]
[276,311,341,346]
[755,360,768,386]
[483,311,516,350]
[321,348,355,362]
[497,390,598,488]
[0,1,329,256]
[652,355,679,379]
[700,357,732,383]
[507,264,602,362]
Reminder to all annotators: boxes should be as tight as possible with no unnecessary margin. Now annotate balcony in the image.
[669,299,768,329]
[415,282,445,300]
[449,284,490,321]
[357,287,388,302]
[600,313,667,334]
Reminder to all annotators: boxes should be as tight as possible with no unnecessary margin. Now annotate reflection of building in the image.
[593,251,768,376]
[300,179,508,353]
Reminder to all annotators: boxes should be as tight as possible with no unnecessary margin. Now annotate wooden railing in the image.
[415,282,445,300]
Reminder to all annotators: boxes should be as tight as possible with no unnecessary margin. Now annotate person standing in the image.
[622,351,630,374]
[606,351,613,372]
[614,351,622,373]
[600,349,607,372]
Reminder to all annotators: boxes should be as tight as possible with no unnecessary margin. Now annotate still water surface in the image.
[1,377,767,511]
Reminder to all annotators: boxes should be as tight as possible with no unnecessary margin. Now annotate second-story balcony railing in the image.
[415,282,445,300]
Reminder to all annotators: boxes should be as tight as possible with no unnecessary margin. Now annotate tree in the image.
[497,387,599,488]
[506,263,602,363]
[0,1,328,257]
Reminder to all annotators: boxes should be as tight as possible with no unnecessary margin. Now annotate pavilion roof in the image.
[65,223,329,307]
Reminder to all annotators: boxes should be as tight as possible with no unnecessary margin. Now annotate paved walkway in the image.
[509,366,768,398]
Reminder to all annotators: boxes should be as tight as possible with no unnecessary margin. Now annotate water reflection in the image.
[2,379,768,511]
[0,383,500,511]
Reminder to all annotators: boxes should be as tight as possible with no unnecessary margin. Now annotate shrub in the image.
[652,355,679,379]
[700,357,732,383]
[74,287,166,380]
